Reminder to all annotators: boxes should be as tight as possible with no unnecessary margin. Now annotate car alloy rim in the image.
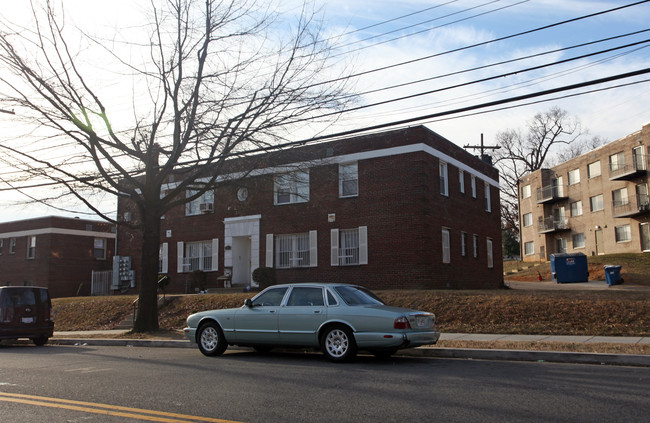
[200,326,219,351]
[326,329,348,357]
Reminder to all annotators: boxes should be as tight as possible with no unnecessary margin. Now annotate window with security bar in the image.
[276,233,310,268]
[184,241,212,271]
[339,229,360,266]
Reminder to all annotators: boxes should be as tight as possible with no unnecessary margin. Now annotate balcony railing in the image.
[609,154,648,180]
[612,194,650,218]
[538,216,570,233]
[536,185,568,203]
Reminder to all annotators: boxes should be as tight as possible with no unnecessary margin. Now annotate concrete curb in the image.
[48,338,650,367]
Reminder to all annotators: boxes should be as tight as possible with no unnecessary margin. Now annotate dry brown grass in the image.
[436,340,650,355]
[53,289,650,338]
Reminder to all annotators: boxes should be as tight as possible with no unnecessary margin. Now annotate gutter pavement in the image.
[50,330,650,368]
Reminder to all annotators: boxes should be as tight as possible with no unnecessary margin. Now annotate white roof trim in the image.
[0,228,116,239]
[161,142,500,191]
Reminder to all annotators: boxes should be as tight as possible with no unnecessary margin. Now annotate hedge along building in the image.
[116,125,502,293]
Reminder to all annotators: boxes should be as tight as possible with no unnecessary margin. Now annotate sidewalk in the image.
[50,330,650,367]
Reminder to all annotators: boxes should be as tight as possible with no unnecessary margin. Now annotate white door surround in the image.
[224,215,261,286]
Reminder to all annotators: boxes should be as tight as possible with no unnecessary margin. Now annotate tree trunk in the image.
[133,207,162,332]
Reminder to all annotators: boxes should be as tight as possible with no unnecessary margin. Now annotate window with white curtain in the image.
[275,171,310,205]
[339,163,358,197]
[184,241,212,272]
[276,233,311,268]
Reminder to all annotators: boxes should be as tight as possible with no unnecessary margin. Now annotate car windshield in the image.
[334,286,384,306]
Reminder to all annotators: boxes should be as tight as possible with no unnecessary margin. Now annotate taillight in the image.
[394,316,411,329]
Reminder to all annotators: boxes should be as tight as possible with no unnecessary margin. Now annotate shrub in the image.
[252,267,276,289]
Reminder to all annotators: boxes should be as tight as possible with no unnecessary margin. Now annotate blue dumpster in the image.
[604,265,624,286]
[550,253,589,283]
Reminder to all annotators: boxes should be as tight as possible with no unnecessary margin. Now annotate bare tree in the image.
[493,107,582,233]
[0,0,354,331]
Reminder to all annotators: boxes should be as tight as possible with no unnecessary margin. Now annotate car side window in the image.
[326,290,338,306]
[287,287,324,307]
[252,287,287,307]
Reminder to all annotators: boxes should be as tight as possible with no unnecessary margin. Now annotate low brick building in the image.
[519,122,650,261]
[0,216,116,297]
[117,125,502,292]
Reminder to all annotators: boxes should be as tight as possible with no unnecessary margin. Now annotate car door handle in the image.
[269,310,276,313]
[314,310,321,314]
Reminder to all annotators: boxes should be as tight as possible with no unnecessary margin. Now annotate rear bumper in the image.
[0,324,54,340]
[354,330,440,349]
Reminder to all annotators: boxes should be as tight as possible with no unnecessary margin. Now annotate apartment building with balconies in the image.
[519,122,650,261]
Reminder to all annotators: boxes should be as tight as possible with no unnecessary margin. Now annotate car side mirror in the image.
[244,298,253,308]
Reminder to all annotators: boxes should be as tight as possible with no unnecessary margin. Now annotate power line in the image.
[3,67,649,192]
[305,0,650,89]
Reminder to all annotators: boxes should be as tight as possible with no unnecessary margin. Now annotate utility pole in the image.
[464,133,500,165]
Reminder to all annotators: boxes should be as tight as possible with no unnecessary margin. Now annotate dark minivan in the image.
[0,286,54,346]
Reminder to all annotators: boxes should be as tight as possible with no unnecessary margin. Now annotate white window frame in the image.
[330,227,368,266]
[523,213,533,227]
[471,175,477,198]
[186,189,214,216]
[93,238,107,260]
[609,151,625,172]
[568,168,580,185]
[461,232,467,257]
[572,233,585,249]
[9,237,16,255]
[177,239,219,273]
[159,243,169,274]
[473,234,479,258]
[459,170,465,194]
[615,225,631,243]
[275,171,310,205]
[590,194,604,212]
[339,162,358,198]
[484,182,491,212]
[588,161,601,178]
[27,236,36,259]
[521,184,531,199]
[524,241,535,256]
[442,228,451,264]
[570,201,583,217]
[0,239,3,255]
[486,238,494,268]
[439,161,448,196]
[275,233,312,269]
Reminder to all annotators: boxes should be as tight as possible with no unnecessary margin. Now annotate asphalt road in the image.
[1,344,649,422]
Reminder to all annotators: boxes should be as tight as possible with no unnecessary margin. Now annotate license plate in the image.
[416,316,427,328]
[21,317,34,324]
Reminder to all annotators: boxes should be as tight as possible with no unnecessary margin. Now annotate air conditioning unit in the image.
[199,202,214,213]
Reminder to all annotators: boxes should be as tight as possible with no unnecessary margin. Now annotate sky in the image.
[1,0,649,222]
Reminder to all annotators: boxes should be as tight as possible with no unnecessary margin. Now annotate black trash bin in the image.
[604,265,624,286]
[550,253,589,283]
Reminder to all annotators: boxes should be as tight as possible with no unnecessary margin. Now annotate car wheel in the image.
[321,325,357,362]
[32,336,48,346]
[372,349,397,359]
[197,322,227,357]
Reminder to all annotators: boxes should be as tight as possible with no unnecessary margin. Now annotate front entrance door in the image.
[224,215,261,287]
[641,223,650,252]
[595,229,604,255]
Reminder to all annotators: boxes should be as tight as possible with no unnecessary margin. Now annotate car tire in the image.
[32,336,48,346]
[321,325,357,362]
[197,322,227,357]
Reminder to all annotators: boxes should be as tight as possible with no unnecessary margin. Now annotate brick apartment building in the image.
[519,122,650,261]
[0,216,116,297]
[117,125,503,292]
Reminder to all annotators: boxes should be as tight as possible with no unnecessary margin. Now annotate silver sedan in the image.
[184,283,440,362]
